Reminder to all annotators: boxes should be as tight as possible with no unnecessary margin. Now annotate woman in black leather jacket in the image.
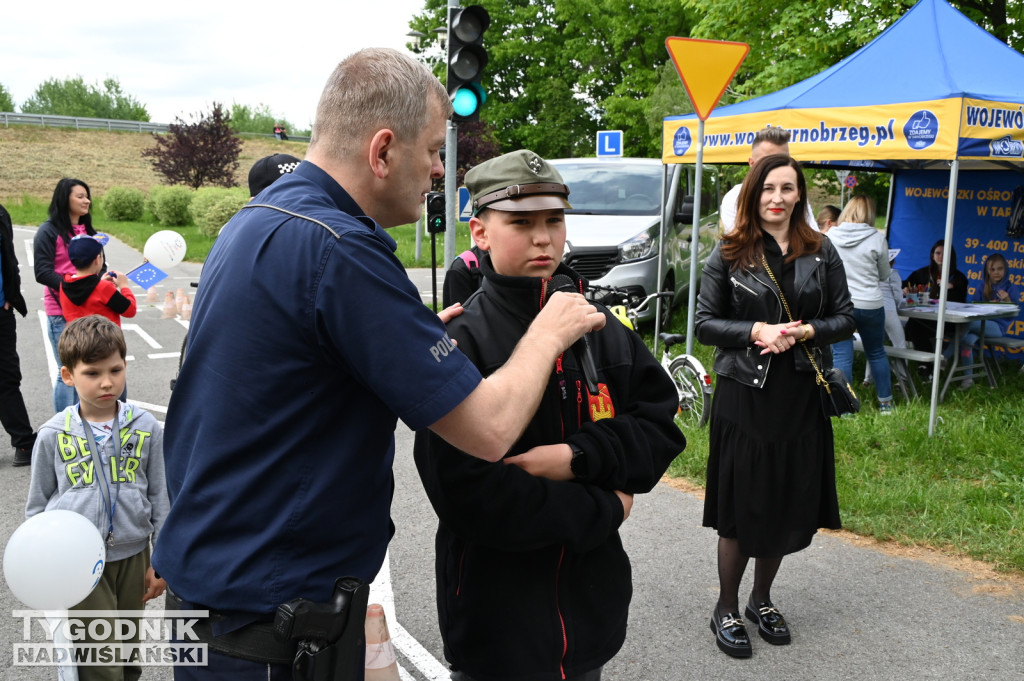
[695,154,855,659]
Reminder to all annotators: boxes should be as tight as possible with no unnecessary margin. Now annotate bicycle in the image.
[586,285,713,428]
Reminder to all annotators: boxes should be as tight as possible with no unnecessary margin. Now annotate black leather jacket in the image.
[695,238,855,387]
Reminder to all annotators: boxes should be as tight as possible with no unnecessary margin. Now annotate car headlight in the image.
[618,230,657,262]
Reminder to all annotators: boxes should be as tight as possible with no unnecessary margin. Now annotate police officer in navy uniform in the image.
[154,48,605,680]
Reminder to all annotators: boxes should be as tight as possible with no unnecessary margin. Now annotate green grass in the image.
[12,193,1022,575]
[391,222,473,268]
[6,196,469,269]
[650,311,1024,575]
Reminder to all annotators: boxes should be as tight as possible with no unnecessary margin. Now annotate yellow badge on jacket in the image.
[588,383,615,421]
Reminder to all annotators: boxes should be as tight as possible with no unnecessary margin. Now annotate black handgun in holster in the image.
[273,576,370,681]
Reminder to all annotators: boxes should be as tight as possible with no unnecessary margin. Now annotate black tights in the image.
[716,537,783,616]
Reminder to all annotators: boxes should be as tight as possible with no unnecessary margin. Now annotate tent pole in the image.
[654,164,669,354]
[685,118,705,355]
[927,159,960,436]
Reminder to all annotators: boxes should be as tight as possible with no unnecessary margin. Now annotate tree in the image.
[0,84,14,112]
[21,76,149,120]
[556,0,700,157]
[230,102,300,136]
[408,0,698,159]
[680,0,1023,100]
[142,103,243,189]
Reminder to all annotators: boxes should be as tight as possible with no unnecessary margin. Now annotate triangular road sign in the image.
[665,37,749,121]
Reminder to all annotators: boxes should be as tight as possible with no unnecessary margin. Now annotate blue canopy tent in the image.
[662,0,1024,433]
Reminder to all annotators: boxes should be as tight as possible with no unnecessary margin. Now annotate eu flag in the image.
[126,263,168,289]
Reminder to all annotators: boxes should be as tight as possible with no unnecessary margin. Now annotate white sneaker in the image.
[959,378,974,391]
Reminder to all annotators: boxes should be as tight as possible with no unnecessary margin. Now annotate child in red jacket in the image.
[59,234,137,326]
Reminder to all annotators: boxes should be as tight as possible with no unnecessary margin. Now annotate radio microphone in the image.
[547,274,600,396]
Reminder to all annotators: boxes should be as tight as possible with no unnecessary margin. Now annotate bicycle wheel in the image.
[668,354,712,428]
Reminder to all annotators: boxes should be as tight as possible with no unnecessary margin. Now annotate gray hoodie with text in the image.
[26,402,169,562]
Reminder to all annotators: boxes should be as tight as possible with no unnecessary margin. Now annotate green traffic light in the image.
[452,82,486,119]
[452,88,479,117]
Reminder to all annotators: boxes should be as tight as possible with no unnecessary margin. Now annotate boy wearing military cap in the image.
[414,150,685,681]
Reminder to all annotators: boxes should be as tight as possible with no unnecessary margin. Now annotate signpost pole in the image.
[444,119,457,271]
[443,0,460,274]
[685,118,705,356]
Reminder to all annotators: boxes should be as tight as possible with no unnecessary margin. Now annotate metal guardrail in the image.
[0,111,310,142]
[1,111,168,133]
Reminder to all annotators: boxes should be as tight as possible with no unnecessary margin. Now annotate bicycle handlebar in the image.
[584,285,672,317]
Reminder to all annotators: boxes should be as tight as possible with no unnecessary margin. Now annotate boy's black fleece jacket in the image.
[414,258,685,681]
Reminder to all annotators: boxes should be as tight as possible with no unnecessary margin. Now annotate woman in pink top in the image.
[33,178,99,412]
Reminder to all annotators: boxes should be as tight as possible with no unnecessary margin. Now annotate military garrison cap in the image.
[465,150,571,215]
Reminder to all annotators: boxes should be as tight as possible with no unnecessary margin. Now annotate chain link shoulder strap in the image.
[760,254,830,392]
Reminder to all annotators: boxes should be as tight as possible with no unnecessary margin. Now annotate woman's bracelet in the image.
[752,321,766,343]
[799,323,813,342]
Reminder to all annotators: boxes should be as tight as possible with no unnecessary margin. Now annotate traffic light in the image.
[426,191,446,233]
[446,5,490,122]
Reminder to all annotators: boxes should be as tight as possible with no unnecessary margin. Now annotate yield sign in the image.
[665,37,749,121]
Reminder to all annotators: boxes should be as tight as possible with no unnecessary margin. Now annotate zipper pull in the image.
[556,356,567,400]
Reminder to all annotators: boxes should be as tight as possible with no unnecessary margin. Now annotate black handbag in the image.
[818,366,861,418]
[760,255,860,418]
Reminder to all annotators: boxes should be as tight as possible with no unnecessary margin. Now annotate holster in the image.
[166,577,369,681]
[273,576,370,681]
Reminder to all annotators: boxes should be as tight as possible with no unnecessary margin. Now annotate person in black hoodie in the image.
[414,150,685,681]
[901,239,968,380]
[0,203,37,466]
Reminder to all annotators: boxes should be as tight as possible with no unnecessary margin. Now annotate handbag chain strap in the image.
[760,254,830,392]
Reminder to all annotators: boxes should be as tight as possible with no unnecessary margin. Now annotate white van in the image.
[548,157,711,322]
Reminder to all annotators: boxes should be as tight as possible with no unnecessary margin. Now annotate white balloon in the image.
[143,230,187,270]
[3,510,106,610]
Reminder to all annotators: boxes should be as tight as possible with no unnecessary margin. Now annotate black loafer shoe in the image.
[12,447,31,467]
[745,599,791,645]
[710,607,752,658]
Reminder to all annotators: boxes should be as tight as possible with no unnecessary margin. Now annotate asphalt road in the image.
[1,229,1022,680]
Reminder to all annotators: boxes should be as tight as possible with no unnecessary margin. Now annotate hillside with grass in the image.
[0,126,309,203]
[0,125,467,266]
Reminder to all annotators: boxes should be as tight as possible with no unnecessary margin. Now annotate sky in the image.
[2,0,430,130]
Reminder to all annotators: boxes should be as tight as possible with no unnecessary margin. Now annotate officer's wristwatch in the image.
[568,442,587,479]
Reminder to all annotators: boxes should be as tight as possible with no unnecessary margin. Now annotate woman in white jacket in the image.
[826,196,894,413]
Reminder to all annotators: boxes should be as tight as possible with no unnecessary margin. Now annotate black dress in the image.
[703,237,842,558]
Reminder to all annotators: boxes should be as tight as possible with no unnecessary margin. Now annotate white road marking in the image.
[20,233,34,267]
[37,310,58,380]
[129,400,166,414]
[122,323,162,349]
[371,550,450,681]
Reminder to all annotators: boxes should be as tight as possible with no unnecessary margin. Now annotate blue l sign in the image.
[596,130,623,157]
[458,187,472,223]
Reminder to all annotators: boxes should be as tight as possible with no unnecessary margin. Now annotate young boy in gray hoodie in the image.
[26,315,168,681]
